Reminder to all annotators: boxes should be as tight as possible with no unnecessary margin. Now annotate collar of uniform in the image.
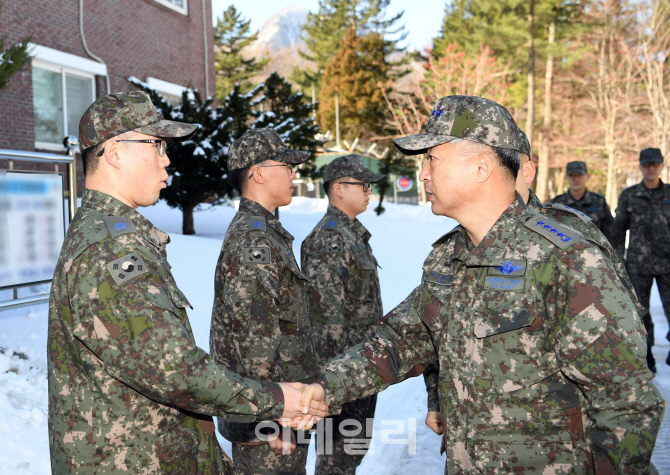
[526,188,543,212]
[567,189,593,204]
[81,189,170,249]
[636,179,668,196]
[239,198,294,242]
[326,204,371,242]
[459,193,527,267]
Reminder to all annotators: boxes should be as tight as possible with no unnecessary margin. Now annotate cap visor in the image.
[273,149,311,165]
[352,171,387,183]
[393,133,458,155]
[135,119,199,142]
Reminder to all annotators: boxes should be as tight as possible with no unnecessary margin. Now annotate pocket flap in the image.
[474,309,535,338]
[553,303,607,361]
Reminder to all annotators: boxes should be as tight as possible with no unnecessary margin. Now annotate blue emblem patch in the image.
[114,222,127,231]
[327,221,335,228]
[494,260,524,276]
[484,276,525,291]
[536,220,571,242]
[253,221,263,228]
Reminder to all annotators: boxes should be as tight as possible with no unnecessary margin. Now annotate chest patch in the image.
[484,276,526,291]
[106,252,149,285]
[488,259,527,277]
[244,246,270,264]
[326,241,343,253]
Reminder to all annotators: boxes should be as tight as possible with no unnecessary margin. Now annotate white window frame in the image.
[153,0,188,15]
[32,59,96,152]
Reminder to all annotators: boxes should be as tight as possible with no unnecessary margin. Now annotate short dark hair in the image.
[323,181,333,198]
[82,141,105,176]
[228,166,251,195]
[491,145,520,179]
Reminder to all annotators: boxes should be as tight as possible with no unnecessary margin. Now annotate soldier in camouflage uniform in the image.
[209,128,321,475]
[303,95,664,474]
[48,92,327,475]
[612,148,670,369]
[301,155,385,475]
[551,161,614,239]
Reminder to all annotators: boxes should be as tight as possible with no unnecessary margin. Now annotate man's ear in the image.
[332,182,345,199]
[475,152,494,183]
[525,160,536,185]
[249,167,266,185]
[103,140,122,170]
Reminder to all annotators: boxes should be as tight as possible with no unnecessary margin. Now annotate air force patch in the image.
[244,246,270,264]
[248,216,267,232]
[103,216,136,238]
[106,252,149,285]
[490,259,526,276]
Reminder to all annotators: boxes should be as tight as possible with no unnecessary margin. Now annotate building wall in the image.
[0,0,215,190]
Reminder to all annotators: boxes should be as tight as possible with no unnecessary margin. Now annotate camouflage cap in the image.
[393,95,526,155]
[566,161,588,175]
[640,148,664,165]
[228,128,310,171]
[518,128,531,157]
[322,154,386,183]
[78,91,198,151]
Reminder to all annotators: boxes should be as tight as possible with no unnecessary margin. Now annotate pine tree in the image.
[317,27,388,141]
[252,72,321,176]
[0,3,32,90]
[129,78,254,235]
[214,5,269,100]
[292,0,406,93]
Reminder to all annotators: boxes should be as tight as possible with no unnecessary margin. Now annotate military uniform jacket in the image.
[47,190,285,475]
[551,189,613,239]
[301,205,383,362]
[612,180,670,275]
[209,198,320,442]
[317,195,664,474]
[423,190,647,415]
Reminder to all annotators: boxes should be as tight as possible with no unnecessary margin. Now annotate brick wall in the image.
[0,0,215,174]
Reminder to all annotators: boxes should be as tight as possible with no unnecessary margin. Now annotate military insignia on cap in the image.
[106,252,149,285]
[326,241,343,253]
[245,247,270,263]
[103,216,136,238]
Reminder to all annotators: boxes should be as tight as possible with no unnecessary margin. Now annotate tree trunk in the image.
[182,204,195,235]
[536,20,555,202]
[526,0,535,148]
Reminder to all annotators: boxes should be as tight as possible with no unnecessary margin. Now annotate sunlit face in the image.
[419,141,474,217]
[640,162,664,182]
[260,160,297,208]
[566,172,589,194]
[116,132,169,208]
[337,176,372,217]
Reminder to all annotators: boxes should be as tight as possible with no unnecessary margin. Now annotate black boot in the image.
[647,345,657,373]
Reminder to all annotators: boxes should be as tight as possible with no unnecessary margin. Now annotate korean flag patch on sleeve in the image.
[106,252,149,285]
[244,247,270,264]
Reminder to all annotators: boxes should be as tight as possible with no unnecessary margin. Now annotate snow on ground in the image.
[0,197,668,474]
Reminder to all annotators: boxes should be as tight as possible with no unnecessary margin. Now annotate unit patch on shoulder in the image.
[524,216,584,249]
[248,216,267,232]
[543,203,592,223]
[244,246,270,264]
[323,216,339,231]
[106,252,149,285]
[326,241,343,253]
[103,217,136,238]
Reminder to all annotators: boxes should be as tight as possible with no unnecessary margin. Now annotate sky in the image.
[210,0,447,52]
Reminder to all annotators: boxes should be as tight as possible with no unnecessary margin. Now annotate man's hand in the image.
[267,427,297,456]
[425,411,444,435]
[278,382,328,430]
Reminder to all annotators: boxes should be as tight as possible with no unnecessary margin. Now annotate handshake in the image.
[277,382,328,430]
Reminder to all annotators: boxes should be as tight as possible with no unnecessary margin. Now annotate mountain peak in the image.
[255,6,308,50]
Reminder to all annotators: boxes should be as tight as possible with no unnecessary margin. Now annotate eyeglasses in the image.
[248,163,294,179]
[338,181,373,192]
[98,139,167,157]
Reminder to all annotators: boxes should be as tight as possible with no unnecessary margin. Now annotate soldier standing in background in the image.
[612,148,670,370]
[551,161,614,239]
[301,155,385,475]
[48,93,327,475]
[209,128,321,475]
[302,95,664,474]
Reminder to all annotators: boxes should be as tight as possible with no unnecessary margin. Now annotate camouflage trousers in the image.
[628,273,670,346]
[314,394,377,475]
[232,435,309,475]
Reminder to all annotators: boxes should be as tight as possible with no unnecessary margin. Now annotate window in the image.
[32,63,94,150]
[153,0,188,15]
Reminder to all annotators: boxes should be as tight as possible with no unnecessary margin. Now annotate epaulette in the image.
[524,214,584,250]
[322,215,339,231]
[542,203,592,224]
[103,216,137,238]
[432,224,461,247]
[248,215,267,232]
